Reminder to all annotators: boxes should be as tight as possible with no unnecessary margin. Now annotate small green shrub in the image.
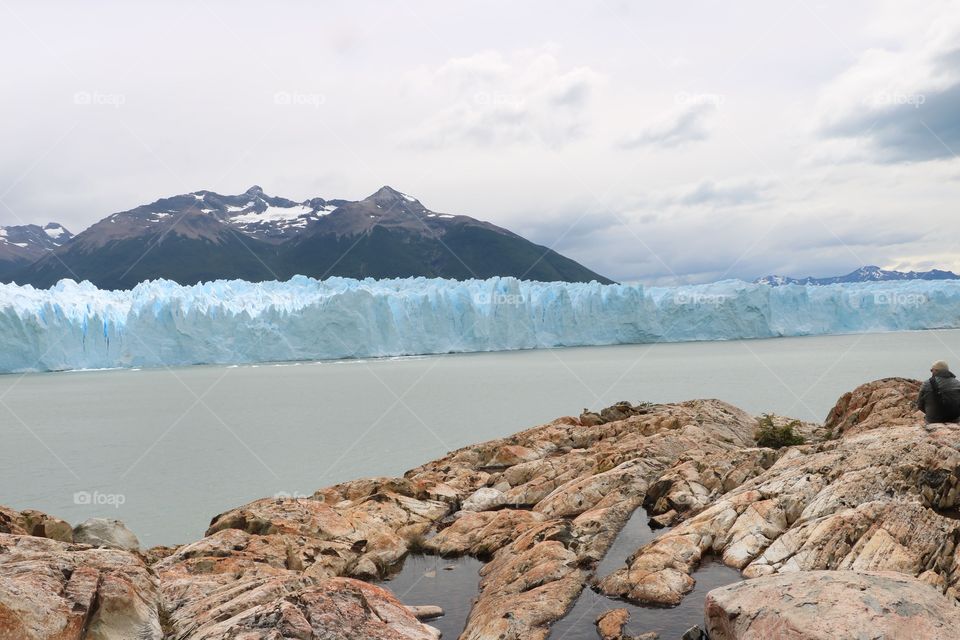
[756,413,805,449]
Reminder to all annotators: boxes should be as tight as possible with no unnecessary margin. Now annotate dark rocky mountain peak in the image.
[8,186,613,289]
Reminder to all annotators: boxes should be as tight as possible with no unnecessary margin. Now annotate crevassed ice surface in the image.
[0,276,958,373]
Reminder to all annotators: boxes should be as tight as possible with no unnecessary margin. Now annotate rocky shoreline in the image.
[4,377,960,639]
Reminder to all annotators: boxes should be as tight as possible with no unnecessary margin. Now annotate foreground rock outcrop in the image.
[0,505,72,542]
[5,376,959,640]
[597,388,953,607]
[0,532,162,640]
[152,399,760,640]
[705,570,960,639]
[823,376,922,436]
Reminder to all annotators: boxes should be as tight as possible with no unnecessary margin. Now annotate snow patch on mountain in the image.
[231,205,314,224]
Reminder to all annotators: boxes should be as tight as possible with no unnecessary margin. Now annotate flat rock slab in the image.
[705,570,960,640]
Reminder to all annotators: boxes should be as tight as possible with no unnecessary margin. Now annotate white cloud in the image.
[400,48,603,148]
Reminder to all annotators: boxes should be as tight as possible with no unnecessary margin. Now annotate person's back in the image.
[917,360,960,424]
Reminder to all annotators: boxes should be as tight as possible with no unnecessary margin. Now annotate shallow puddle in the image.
[382,553,485,638]
[548,558,741,639]
[382,508,742,639]
[548,508,742,640]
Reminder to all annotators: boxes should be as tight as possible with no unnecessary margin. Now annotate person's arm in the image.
[918,382,928,411]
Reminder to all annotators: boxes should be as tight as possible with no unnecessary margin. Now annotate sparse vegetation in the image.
[756,413,805,448]
[403,528,431,554]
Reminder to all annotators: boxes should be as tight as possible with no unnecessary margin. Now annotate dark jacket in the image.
[917,371,960,423]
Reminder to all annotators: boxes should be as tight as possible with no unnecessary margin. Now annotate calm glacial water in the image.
[0,329,957,549]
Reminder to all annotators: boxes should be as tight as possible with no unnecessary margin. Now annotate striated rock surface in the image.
[705,570,960,639]
[824,376,922,436]
[598,378,960,608]
[0,533,161,640]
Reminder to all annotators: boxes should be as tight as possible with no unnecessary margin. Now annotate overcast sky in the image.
[1,0,958,284]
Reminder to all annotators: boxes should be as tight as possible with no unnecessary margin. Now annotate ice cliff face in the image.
[0,276,958,373]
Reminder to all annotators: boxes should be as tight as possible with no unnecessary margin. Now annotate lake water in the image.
[0,329,957,548]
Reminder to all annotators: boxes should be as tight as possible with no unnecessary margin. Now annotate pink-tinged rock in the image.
[0,506,73,542]
[534,460,648,518]
[599,379,960,606]
[0,533,160,640]
[180,577,441,640]
[487,443,541,467]
[705,570,960,640]
[825,376,922,436]
[596,607,631,639]
[423,509,545,556]
[206,497,355,538]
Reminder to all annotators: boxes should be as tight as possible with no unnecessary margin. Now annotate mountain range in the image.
[0,186,612,289]
[754,265,960,286]
[0,223,73,281]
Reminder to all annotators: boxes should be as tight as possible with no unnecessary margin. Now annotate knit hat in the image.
[932,360,950,373]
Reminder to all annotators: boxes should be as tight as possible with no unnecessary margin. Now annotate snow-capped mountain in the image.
[9,186,611,289]
[0,223,73,279]
[754,265,960,286]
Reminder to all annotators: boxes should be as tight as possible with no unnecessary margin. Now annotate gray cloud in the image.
[818,34,960,163]
[675,179,771,207]
[822,81,960,163]
[618,103,715,149]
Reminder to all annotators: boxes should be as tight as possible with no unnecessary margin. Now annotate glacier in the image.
[0,275,958,373]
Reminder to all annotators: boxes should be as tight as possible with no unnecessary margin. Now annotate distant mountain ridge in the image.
[754,265,960,286]
[0,223,73,280]
[3,186,612,289]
